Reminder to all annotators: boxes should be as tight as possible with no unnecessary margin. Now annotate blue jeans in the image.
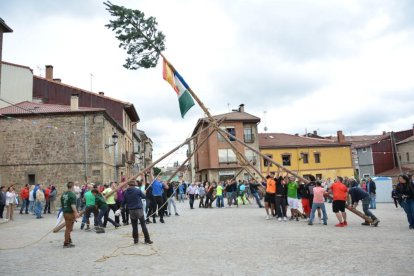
[309,203,327,224]
[29,200,34,214]
[362,196,377,220]
[253,192,263,207]
[34,201,43,218]
[95,205,117,227]
[369,193,376,209]
[20,199,29,213]
[400,199,414,228]
[178,193,185,203]
[216,195,224,208]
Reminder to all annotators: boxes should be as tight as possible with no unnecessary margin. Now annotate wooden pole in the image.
[105,121,212,199]
[217,127,309,184]
[164,119,224,183]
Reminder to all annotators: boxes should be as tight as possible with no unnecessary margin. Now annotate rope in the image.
[95,244,159,262]
[0,228,54,250]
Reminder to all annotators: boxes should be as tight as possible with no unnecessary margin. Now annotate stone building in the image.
[0,100,126,191]
[189,104,261,182]
[132,129,153,178]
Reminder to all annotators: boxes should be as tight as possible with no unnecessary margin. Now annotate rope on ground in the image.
[95,244,159,262]
[0,228,54,250]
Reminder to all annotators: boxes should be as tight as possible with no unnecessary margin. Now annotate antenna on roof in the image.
[227,103,230,112]
[36,65,44,77]
[90,73,94,92]
[263,110,268,133]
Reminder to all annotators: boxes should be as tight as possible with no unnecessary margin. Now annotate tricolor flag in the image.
[162,58,195,118]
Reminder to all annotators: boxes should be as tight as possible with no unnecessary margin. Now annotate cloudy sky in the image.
[2,0,414,166]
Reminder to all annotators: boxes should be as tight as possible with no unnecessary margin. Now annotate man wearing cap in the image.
[121,180,153,245]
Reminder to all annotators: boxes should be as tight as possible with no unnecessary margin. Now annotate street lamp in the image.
[105,131,119,148]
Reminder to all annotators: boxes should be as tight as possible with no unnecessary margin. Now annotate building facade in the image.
[190,104,261,182]
[32,66,140,180]
[0,101,125,191]
[0,62,33,108]
[354,129,413,179]
[397,136,414,171]
[259,132,354,180]
[132,129,153,179]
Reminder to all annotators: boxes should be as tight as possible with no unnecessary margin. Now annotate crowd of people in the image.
[1,171,413,248]
[0,183,57,221]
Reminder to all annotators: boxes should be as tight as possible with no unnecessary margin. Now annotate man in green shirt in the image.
[80,184,98,231]
[287,176,300,221]
[61,182,80,248]
[92,189,120,233]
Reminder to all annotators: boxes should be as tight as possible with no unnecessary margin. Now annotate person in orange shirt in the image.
[264,175,276,220]
[19,184,30,214]
[329,176,348,227]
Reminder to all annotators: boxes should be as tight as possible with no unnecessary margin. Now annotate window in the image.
[218,149,237,163]
[245,149,257,164]
[263,154,273,167]
[314,153,321,163]
[316,174,322,180]
[362,147,367,153]
[363,174,370,178]
[218,126,236,142]
[282,154,291,166]
[28,174,36,185]
[301,153,309,164]
[244,128,254,143]
[407,152,410,162]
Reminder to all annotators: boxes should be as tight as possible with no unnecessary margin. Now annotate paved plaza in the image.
[0,201,413,275]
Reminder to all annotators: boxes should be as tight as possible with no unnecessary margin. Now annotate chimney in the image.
[239,104,245,113]
[70,94,79,111]
[313,130,317,136]
[337,130,345,143]
[382,131,386,135]
[53,78,61,82]
[45,65,53,80]
[98,92,105,96]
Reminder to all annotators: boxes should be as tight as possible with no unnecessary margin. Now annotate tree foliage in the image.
[153,166,162,176]
[104,1,166,70]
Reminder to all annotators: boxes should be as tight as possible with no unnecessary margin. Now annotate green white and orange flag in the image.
[162,58,195,118]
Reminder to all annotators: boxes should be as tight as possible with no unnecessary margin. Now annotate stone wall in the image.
[0,111,125,194]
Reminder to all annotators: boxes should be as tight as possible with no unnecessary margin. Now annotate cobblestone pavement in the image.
[0,201,413,275]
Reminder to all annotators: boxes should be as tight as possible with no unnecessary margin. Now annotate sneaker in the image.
[115,224,121,228]
[152,218,156,224]
[85,226,91,232]
[134,240,138,244]
[80,223,85,230]
[323,222,327,225]
[296,217,299,221]
[278,217,282,222]
[96,228,105,234]
[265,215,270,220]
[335,223,344,227]
[63,244,75,248]
[175,213,180,216]
[343,221,348,226]
[308,222,313,225]
[372,219,380,227]
[160,218,165,223]
[145,240,153,245]
[283,217,287,222]
[361,222,370,226]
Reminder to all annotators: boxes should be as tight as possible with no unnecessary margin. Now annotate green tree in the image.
[104,1,166,69]
[153,166,162,176]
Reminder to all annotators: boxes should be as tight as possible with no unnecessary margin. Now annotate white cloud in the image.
[1,0,414,163]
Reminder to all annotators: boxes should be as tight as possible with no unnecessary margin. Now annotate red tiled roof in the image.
[0,101,105,115]
[377,167,414,177]
[326,134,386,148]
[259,133,350,149]
[397,135,414,145]
[211,111,261,122]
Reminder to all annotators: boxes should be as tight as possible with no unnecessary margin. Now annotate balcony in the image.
[244,134,255,143]
[126,151,135,164]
